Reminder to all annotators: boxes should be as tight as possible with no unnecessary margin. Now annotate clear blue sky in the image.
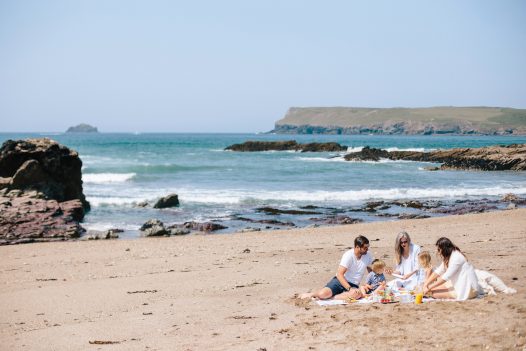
[1,0,525,132]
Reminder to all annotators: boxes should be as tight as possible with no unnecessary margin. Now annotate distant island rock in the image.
[225,141,347,152]
[270,107,526,135]
[344,144,526,171]
[66,123,98,133]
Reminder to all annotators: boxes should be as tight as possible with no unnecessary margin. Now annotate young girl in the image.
[401,251,433,285]
[417,251,433,283]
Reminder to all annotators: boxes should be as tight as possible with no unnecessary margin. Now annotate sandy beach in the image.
[1,209,525,351]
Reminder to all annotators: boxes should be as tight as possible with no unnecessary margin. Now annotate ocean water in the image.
[1,133,525,237]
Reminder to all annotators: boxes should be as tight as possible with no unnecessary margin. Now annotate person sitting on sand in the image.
[385,231,421,290]
[360,259,387,296]
[398,251,433,287]
[300,235,374,300]
[423,237,483,300]
[417,251,433,283]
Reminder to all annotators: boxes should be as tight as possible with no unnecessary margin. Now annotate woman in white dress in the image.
[424,237,483,300]
[386,231,421,290]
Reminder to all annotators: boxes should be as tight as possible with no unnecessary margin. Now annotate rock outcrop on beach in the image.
[344,144,526,171]
[225,141,347,152]
[0,192,85,245]
[139,219,227,236]
[0,138,89,208]
[0,138,89,245]
[271,107,526,135]
[153,194,180,209]
[66,123,98,133]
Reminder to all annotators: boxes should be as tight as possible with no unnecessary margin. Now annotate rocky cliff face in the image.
[271,107,526,135]
[0,138,89,245]
[0,138,89,209]
[344,144,526,171]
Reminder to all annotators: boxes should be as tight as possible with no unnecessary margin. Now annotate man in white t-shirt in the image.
[300,235,374,300]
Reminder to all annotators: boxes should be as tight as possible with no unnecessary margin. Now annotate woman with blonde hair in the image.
[386,231,421,289]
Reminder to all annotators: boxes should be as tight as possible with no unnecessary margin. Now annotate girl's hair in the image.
[371,259,386,273]
[418,251,432,269]
[435,237,463,268]
[394,231,411,266]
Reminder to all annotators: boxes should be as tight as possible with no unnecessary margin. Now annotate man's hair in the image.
[354,235,369,248]
[371,259,385,272]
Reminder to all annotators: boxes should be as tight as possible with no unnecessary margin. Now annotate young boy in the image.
[360,259,386,296]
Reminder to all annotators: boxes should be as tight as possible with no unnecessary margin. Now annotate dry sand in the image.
[1,209,525,351]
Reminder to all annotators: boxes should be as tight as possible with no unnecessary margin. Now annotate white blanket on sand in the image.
[316,271,515,306]
[475,269,516,295]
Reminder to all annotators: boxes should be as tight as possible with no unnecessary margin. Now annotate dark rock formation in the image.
[225,141,347,152]
[153,194,180,209]
[311,216,363,225]
[0,191,85,245]
[500,193,526,205]
[233,216,295,227]
[344,144,526,171]
[0,138,89,209]
[397,213,430,220]
[391,200,425,209]
[344,147,389,162]
[168,227,191,235]
[66,123,98,133]
[140,219,169,237]
[255,207,322,215]
[428,203,498,215]
[172,221,227,232]
[299,142,348,153]
[139,219,226,236]
[0,139,90,245]
[83,229,120,240]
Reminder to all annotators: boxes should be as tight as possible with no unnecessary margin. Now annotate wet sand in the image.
[1,209,525,350]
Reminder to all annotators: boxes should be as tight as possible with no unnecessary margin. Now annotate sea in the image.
[1,133,525,238]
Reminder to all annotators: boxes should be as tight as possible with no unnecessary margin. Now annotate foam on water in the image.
[385,147,432,152]
[295,156,348,162]
[83,173,136,184]
[346,146,435,153]
[87,184,526,207]
[176,186,526,204]
[83,222,140,231]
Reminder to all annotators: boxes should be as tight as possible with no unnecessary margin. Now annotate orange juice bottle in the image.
[414,285,424,304]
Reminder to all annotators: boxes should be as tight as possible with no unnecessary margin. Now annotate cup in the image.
[415,292,423,304]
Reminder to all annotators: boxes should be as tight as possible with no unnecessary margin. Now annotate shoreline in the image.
[81,196,525,239]
[1,209,525,350]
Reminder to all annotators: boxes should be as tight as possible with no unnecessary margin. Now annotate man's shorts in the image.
[325,276,359,296]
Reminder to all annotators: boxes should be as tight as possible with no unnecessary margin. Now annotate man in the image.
[301,235,374,300]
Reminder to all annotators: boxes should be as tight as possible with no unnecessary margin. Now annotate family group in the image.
[301,232,515,302]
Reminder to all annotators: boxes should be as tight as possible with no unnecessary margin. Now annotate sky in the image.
[1,1,525,133]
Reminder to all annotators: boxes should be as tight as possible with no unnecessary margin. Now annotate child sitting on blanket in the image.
[360,259,387,295]
[418,251,433,282]
[402,251,433,286]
